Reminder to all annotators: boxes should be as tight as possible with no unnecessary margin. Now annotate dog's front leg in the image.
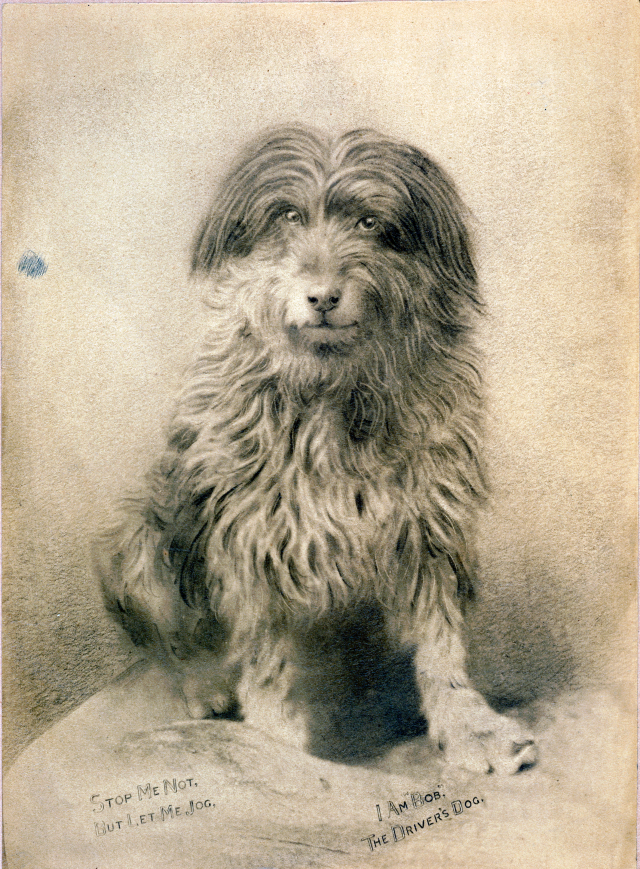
[125,597,243,722]
[174,645,242,720]
[415,608,537,774]
[98,508,242,721]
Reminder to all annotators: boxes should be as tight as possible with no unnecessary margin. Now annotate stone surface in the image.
[4,662,635,869]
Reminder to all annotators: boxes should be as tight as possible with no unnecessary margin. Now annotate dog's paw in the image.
[181,674,239,720]
[429,687,537,775]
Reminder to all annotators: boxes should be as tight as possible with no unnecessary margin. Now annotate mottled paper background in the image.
[3,0,638,767]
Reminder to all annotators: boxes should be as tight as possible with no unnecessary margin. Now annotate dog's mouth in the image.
[287,321,360,355]
[305,322,359,334]
[300,322,359,344]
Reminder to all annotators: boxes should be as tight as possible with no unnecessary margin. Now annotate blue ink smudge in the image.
[18,250,48,278]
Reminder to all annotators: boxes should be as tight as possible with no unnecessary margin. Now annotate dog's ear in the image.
[398,151,484,333]
[191,181,253,274]
[404,150,478,296]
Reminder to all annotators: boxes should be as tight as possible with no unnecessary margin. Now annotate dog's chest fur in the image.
[170,381,436,622]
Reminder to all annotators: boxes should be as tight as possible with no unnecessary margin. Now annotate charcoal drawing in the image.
[3,3,637,869]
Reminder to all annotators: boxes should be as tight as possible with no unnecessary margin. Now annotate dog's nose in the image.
[307,288,341,313]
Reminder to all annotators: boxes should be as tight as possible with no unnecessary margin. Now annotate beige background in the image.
[3,0,638,767]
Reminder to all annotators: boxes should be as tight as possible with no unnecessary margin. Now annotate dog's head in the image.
[192,128,480,373]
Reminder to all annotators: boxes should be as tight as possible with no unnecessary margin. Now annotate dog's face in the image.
[216,201,382,359]
[193,128,479,369]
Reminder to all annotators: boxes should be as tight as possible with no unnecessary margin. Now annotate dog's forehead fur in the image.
[192,127,476,292]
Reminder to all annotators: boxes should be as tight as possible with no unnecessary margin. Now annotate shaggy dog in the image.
[99,127,536,773]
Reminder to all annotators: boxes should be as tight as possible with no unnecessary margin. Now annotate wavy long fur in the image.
[99,127,486,687]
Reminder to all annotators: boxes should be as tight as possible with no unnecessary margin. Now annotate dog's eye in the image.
[357,216,379,232]
[283,209,302,224]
